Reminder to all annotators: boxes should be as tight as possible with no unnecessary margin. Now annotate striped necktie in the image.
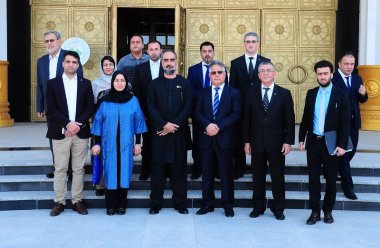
[263,87,270,112]
[213,87,220,120]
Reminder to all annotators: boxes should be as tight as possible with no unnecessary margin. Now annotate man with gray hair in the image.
[229,32,271,179]
[193,60,241,217]
[36,30,83,178]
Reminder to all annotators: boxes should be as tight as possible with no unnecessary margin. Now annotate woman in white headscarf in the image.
[91,55,116,196]
[92,55,116,104]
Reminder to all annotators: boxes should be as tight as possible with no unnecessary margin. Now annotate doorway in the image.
[117,8,175,60]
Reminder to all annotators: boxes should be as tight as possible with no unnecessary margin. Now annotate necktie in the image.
[204,65,210,88]
[318,90,327,134]
[248,57,254,81]
[213,87,220,120]
[263,87,270,112]
[345,76,351,93]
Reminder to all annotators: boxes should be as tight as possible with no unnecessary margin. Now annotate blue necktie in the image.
[204,65,210,88]
[263,87,270,112]
[213,87,220,120]
[345,76,351,93]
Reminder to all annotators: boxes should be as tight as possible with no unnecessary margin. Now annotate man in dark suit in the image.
[46,51,93,217]
[187,41,228,179]
[147,50,193,215]
[36,30,83,178]
[243,61,295,221]
[332,52,368,200]
[193,60,241,217]
[230,32,271,179]
[299,60,350,225]
[135,40,164,181]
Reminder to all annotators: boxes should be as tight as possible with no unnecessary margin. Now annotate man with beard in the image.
[147,50,193,214]
[117,34,149,90]
[135,40,164,181]
[299,60,350,225]
[187,41,228,179]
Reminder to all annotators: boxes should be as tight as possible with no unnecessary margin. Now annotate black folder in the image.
[324,130,353,155]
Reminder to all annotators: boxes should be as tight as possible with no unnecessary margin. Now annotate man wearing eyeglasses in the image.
[193,60,241,217]
[147,50,193,215]
[243,61,295,221]
[229,32,271,180]
[36,30,83,178]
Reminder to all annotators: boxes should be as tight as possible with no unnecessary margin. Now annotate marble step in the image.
[1,190,379,211]
[0,174,379,194]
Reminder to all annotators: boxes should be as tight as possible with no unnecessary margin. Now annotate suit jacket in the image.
[194,85,241,150]
[135,60,164,118]
[46,75,94,140]
[299,85,350,149]
[229,54,270,101]
[243,84,295,154]
[36,49,84,113]
[332,72,368,129]
[187,62,229,100]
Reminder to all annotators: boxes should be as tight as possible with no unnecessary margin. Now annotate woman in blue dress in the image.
[91,70,147,215]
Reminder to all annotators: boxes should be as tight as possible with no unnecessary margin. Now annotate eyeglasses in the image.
[259,69,274,74]
[44,39,56,43]
[163,58,176,62]
[244,40,258,44]
[210,71,224,75]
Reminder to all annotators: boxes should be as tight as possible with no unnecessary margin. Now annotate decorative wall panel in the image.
[187,0,222,8]
[300,0,335,9]
[31,0,68,5]
[72,8,108,44]
[224,11,260,46]
[224,0,259,9]
[262,11,297,47]
[224,48,245,70]
[115,0,145,6]
[262,0,297,9]
[82,46,109,81]
[71,0,109,6]
[148,0,182,7]
[300,11,335,47]
[186,10,221,46]
[32,7,68,43]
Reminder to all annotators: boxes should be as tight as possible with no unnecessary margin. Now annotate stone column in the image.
[358,0,380,131]
[0,0,14,127]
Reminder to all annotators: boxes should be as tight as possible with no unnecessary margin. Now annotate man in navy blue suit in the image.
[193,60,241,217]
[230,32,271,179]
[332,52,368,200]
[36,30,83,178]
[187,41,228,179]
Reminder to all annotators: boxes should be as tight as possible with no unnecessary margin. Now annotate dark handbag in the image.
[92,155,102,185]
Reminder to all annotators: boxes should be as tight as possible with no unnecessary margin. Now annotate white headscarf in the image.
[92,55,116,103]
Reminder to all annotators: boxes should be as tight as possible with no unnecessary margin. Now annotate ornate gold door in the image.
[175,4,186,76]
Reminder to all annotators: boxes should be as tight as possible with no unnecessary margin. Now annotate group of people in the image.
[36,30,368,224]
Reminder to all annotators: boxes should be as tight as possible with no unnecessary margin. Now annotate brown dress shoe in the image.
[72,201,88,215]
[50,203,65,216]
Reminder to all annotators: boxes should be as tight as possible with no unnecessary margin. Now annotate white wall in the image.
[0,0,7,60]
[359,0,380,65]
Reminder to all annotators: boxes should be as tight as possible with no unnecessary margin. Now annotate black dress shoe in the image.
[116,208,126,215]
[196,207,214,215]
[336,176,342,181]
[225,208,234,217]
[274,212,285,220]
[176,207,189,214]
[234,172,244,180]
[106,209,116,215]
[46,173,54,178]
[344,191,358,200]
[149,208,160,214]
[191,173,201,180]
[139,174,149,181]
[249,210,264,218]
[323,211,334,224]
[306,211,321,225]
[95,189,105,196]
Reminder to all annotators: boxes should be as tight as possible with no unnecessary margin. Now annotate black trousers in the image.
[105,188,128,209]
[251,151,285,213]
[339,124,359,194]
[200,141,234,210]
[307,136,339,212]
[141,132,152,177]
[150,158,187,209]
[191,123,202,176]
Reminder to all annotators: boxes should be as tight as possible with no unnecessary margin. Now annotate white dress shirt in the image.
[49,49,61,79]
[150,59,161,80]
[62,73,78,122]
[245,53,257,72]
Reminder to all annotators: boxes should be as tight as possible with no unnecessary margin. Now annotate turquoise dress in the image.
[91,96,147,189]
